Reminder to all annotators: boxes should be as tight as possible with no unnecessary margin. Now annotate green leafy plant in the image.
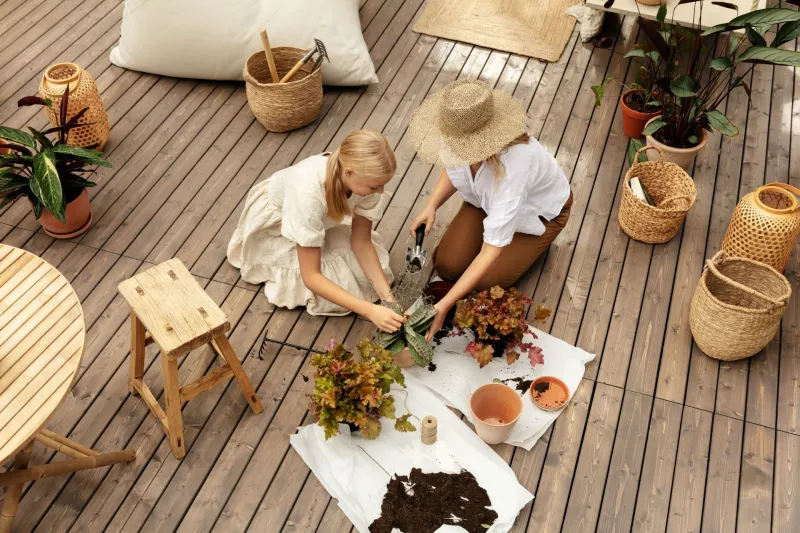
[373,301,436,366]
[454,286,551,369]
[604,2,800,148]
[0,89,111,221]
[592,45,663,113]
[309,338,416,440]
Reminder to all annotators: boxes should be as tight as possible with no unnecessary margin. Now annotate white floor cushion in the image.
[110,0,379,86]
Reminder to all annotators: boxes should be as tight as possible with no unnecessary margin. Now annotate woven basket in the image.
[722,183,800,272]
[689,251,791,361]
[39,63,109,150]
[619,146,696,244]
[244,47,323,133]
[635,0,664,5]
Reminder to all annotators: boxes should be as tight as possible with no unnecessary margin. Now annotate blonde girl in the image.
[228,130,406,333]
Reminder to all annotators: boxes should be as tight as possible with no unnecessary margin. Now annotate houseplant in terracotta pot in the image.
[309,338,416,439]
[0,90,110,238]
[373,301,436,368]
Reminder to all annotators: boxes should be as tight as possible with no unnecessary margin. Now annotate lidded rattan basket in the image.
[39,63,109,150]
[722,183,800,272]
[244,47,323,133]
[689,251,791,361]
[619,146,696,244]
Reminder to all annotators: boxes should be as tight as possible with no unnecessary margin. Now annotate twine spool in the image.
[244,47,323,133]
[421,416,437,445]
[722,183,800,272]
[619,146,696,244]
[689,251,791,361]
[39,63,110,150]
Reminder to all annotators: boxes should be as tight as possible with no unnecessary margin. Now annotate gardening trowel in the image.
[405,224,428,273]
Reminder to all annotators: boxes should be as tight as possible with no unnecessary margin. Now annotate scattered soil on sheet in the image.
[427,362,437,372]
[369,468,497,533]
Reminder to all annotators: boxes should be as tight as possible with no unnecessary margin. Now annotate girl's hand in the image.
[368,304,407,333]
[425,301,450,342]
[410,206,436,237]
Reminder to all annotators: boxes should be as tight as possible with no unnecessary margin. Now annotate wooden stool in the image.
[118,259,263,459]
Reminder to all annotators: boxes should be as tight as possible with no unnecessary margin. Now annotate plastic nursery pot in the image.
[469,383,523,445]
[620,89,660,139]
[394,347,416,368]
[529,377,570,411]
[644,116,709,172]
[37,188,93,239]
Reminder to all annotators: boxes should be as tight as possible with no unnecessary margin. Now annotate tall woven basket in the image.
[722,183,800,272]
[244,47,323,133]
[39,63,110,150]
[619,146,696,244]
[689,251,791,361]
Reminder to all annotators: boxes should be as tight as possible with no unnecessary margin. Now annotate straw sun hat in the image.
[408,79,527,167]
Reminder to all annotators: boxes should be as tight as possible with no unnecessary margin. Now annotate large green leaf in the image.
[0,169,29,194]
[28,127,53,149]
[626,138,647,167]
[0,126,35,149]
[32,149,64,222]
[772,20,800,48]
[624,48,646,58]
[52,144,112,168]
[737,45,800,67]
[642,118,666,137]
[670,75,701,97]
[703,7,800,36]
[745,24,767,47]
[711,57,733,71]
[705,110,739,136]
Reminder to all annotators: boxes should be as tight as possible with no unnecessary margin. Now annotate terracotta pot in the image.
[620,90,660,138]
[644,116,709,172]
[394,347,416,368]
[469,383,522,445]
[37,188,92,239]
[424,280,454,303]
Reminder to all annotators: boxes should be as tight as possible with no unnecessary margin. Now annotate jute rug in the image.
[413,0,581,62]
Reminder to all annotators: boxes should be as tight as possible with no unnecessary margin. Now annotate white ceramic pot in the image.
[644,117,708,173]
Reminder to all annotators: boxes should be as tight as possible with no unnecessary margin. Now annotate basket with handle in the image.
[243,46,323,133]
[689,251,791,361]
[618,145,696,244]
[722,183,800,272]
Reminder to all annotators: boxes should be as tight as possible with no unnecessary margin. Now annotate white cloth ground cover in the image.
[291,374,533,533]
[405,327,595,450]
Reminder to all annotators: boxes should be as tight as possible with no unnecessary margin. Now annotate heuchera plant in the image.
[454,286,551,369]
[309,338,416,440]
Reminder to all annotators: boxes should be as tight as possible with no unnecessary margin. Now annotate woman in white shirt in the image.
[407,79,572,338]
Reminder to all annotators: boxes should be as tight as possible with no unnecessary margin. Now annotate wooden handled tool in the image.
[260,29,279,83]
[280,38,328,83]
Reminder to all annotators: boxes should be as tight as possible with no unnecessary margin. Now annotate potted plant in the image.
[374,302,436,368]
[309,338,416,440]
[592,45,662,138]
[0,89,111,238]
[614,3,800,170]
[453,286,551,368]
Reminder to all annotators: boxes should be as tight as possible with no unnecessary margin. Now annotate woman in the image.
[227,129,406,333]
[408,79,572,339]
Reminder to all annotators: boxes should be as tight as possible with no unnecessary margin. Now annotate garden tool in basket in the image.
[405,224,429,273]
[280,39,328,83]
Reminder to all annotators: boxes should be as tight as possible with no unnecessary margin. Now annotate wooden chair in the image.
[118,259,263,459]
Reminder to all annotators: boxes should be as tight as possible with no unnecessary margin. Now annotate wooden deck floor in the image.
[1,0,799,531]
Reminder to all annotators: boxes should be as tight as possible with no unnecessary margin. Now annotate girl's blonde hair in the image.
[486,133,531,182]
[326,130,396,222]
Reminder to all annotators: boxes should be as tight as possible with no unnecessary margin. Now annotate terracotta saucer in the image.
[41,212,93,240]
[529,376,569,411]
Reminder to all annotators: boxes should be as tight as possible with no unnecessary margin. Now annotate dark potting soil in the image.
[652,127,702,150]
[427,362,437,372]
[369,469,497,533]
[533,381,550,395]
[623,90,652,113]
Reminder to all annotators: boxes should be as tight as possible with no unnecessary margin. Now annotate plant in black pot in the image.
[0,89,111,238]
[454,286,551,369]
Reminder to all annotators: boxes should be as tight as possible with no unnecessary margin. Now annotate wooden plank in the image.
[773,431,800,533]
[701,414,744,533]
[737,423,774,533]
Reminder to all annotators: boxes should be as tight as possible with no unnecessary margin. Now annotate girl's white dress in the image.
[227,153,394,316]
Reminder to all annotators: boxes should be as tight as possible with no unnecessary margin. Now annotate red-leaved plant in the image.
[454,286,551,368]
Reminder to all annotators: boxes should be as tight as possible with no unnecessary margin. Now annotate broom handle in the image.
[260,29,279,83]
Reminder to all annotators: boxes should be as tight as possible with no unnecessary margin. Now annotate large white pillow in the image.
[110,0,378,86]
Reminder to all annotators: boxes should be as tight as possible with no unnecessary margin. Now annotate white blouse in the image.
[445,137,571,247]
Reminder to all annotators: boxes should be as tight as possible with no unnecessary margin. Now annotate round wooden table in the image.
[0,244,134,532]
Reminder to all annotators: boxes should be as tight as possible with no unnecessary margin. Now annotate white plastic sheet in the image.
[405,327,595,449]
[290,374,533,533]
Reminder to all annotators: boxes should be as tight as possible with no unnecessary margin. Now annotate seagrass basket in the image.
[39,63,109,150]
[722,183,800,272]
[244,47,323,133]
[619,146,696,244]
[689,251,791,361]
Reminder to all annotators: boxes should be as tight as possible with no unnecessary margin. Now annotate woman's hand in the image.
[367,304,407,333]
[425,301,451,342]
[410,206,436,237]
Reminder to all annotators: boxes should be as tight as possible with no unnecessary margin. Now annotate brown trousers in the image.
[435,193,572,289]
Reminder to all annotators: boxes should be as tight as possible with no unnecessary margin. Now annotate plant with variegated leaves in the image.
[454,286,551,369]
[373,301,436,366]
[309,338,416,440]
[0,89,111,222]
